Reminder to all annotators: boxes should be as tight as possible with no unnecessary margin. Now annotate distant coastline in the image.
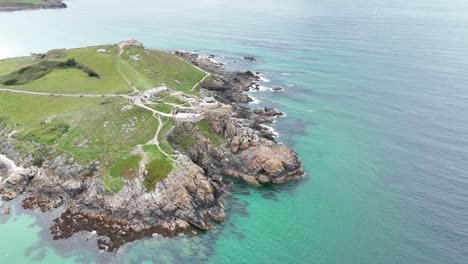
[0,0,66,12]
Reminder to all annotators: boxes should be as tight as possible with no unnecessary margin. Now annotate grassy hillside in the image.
[118,46,206,92]
[0,43,209,192]
[0,92,160,191]
[0,0,47,5]
[0,45,205,94]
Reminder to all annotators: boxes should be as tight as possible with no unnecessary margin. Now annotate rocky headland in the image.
[0,0,66,12]
[0,49,303,252]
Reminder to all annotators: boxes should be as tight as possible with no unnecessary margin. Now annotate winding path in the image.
[191,71,210,92]
[0,87,132,98]
[174,55,211,92]
[0,87,174,119]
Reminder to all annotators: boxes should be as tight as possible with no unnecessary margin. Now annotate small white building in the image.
[199,95,219,112]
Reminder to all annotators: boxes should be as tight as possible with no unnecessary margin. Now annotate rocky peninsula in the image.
[0,41,303,252]
[0,0,66,12]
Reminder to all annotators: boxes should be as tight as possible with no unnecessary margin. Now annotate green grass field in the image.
[0,92,159,193]
[142,145,173,191]
[147,103,174,114]
[118,46,206,92]
[0,45,206,95]
[0,0,47,6]
[0,43,208,193]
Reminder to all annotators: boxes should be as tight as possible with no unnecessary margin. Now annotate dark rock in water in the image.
[272,86,283,92]
[3,206,10,215]
[254,107,284,117]
[22,195,63,212]
[243,56,257,61]
[208,54,215,59]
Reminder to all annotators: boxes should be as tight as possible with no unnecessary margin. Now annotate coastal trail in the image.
[0,87,133,98]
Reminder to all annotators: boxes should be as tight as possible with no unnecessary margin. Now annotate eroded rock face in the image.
[0,145,224,251]
[168,106,303,186]
[49,155,224,251]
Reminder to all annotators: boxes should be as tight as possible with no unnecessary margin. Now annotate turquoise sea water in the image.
[1,0,468,263]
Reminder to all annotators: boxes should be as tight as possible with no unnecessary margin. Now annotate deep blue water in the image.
[1,0,468,263]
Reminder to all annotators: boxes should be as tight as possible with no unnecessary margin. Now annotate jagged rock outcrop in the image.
[49,154,225,251]
[167,106,303,186]
[0,144,225,251]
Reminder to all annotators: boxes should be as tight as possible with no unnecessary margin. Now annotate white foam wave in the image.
[250,85,271,92]
[260,124,279,137]
[249,95,261,104]
[259,76,271,83]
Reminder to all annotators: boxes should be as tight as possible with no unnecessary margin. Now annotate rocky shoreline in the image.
[0,50,303,252]
[0,0,66,12]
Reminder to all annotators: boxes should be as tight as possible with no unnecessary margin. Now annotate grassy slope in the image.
[0,92,158,192]
[118,46,206,92]
[142,145,173,191]
[147,103,173,114]
[0,92,101,126]
[0,0,47,6]
[0,44,206,192]
[56,99,158,191]
[158,117,176,155]
[0,45,206,95]
[10,46,132,94]
[0,57,37,76]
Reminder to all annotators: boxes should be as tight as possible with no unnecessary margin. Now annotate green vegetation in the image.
[142,145,173,191]
[158,117,176,155]
[21,121,70,144]
[0,92,159,193]
[0,92,102,126]
[118,46,206,92]
[0,57,36,76]
[0,0,47,6]
[194,74,213,92]
[0,43,209,194]
[0,46,132,94]
[0,59,99,86]
[110,155,140,180]
[147,103,173,114]
[164,95,190,106]
[196,120,224,146]
[173,131,197,151]
[0,45,206,95]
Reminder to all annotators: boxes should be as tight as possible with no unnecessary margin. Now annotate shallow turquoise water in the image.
[1,0,468,263]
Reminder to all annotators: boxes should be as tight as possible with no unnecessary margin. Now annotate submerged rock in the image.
[243,56,257,61]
